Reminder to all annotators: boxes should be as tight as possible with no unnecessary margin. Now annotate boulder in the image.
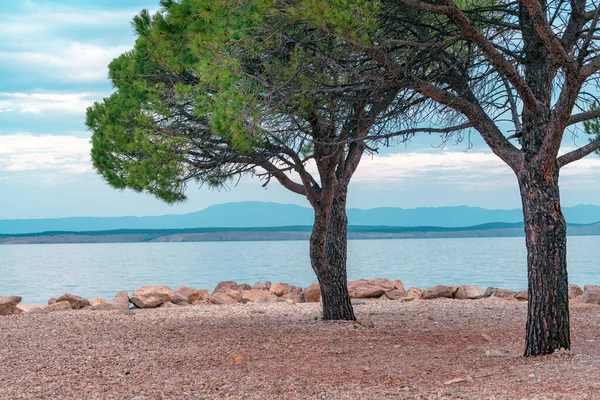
[91,303,120,311]
[484,287,515,298]
[422,285,453,300]
[89,298,105,307]
[581,285,600,305]
[173,286,198,304]
[213,281,251,294]
[209,292,238,305]
[48,298,57,305]
[366,278,396,291]
[189,290,211,304]
[57,294,90,309]
[252,281,272,291]
[159,301,179,308]
[303,284,321,303]
[0,296,23,316]
[384,289,407,300]
[106,290,131,310]
[449,285,460,297]
[282,292,304,303]
[405,287,423,300]
[455,285,485,300]
[568,284,584,299]
[514,289,528,301]
[392,280,407,293]
[130,286,174,308]
[269,283,303,297]
[44,301,72,312]
[219,288,243,303]
[241,290,279,303]
[348,280,385,299]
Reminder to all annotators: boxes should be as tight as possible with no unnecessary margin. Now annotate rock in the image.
[0,296,23,316]
[581,285,600,304]
[28,308,48,314]
[444,377,472,385]
[189,290,211,304]
[89,298,105,307]
[448,285,460,297]
[514,289,528,301]
[269,283,303,297]
[252,281,272,291]
[44,301,72,312]
[422,285,453,300]
[282,292,304,303]
[366,278,396,291]
[384,289,407,300]
[484,287,515,298]
[405,287,423,300]
[106,290,130,310]
[219,288,243,303]
[57,294,90,309]
[348,280,385,299]
[353,319,374,329]
[209,292,238,305]
[392,280,407,293]
[130,286,174,308]
[568,284,584,299]
[159,301,179,308]
[213,281,251,294]
[48,298,57,305]
[485,349,506,357]
[455,285,485,300]
[240,289,278,303]
[303,284,321,303]
[173,286,198,304]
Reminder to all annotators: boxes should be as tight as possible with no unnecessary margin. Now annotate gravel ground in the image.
[1,298,599,399]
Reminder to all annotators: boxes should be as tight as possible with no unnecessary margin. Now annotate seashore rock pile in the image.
[1,280,598,316]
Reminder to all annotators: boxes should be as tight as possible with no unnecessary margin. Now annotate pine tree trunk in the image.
[518,166,570,356]
[309,189,355,321]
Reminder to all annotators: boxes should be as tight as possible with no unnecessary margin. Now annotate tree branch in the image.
[567,109,600,125]
[557,138,600,167]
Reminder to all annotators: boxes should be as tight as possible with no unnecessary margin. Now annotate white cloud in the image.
[0,92,97,114]
[0,134,92,174]
[0,42,131,82]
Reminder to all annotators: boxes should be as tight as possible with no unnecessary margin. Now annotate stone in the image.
[57,294,90,309]
[28,308,48,314]
[92,303,120,311]
[392,280,407,293]
[448,285,460,297]
[514,290,528,301]
[405,287,423,300]
[252,281,272,291]
[581,285,600,304]
[568,284,584,299]
[366,278,396,291]
[485,349,506,357]
[455,285,485,300]
[348,280,385,299]
[282,292,304,303]
[209,292,238,305]
[173,286,198,304]
[0,296,23,316]
[189,290,211,304]
[353,319,374,329]
[159,301,179,308]
[240,289,278,303]
[48,298,57,305]
[213,281,251,294]
[106,290,130,310]
[384,289,406,300]
[303,284,321,303]
[269,283,303,297]
[89,298,105,307]
[422,285,453,300]
[44,301,72,312]
[220,288,243,302]
[130,286,174,308]
[484,287,515,298]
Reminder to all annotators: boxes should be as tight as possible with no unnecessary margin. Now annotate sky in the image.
[0,0,599,220]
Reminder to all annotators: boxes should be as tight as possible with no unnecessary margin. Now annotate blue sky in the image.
[1,0,599,219]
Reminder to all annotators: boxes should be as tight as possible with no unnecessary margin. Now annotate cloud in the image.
[0,134,92,175]
[0,92,96,114]
[0,42,131,82]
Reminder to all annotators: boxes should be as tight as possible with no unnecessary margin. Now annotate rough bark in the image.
[309,187,355,321]
[517,164,570,356]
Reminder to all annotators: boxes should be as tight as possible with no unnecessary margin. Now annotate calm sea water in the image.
[1,236,598,304]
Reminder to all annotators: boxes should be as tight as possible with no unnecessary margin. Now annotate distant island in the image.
[2,201,600,235]
[1,221,599,245]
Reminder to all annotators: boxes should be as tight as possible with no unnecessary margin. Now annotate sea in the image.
[1,236,598,304]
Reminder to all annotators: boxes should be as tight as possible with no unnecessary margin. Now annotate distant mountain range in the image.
[1,201,600,235]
